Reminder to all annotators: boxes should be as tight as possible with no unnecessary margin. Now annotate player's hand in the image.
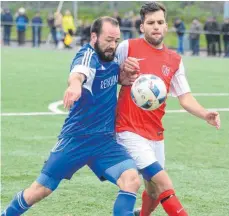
[120,73,139,85]
[128,73,139,84]
[63,81,82,110]
[122,57,140,75]
[205,111,220,129]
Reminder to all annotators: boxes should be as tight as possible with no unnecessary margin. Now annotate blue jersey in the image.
[59,44,120,138]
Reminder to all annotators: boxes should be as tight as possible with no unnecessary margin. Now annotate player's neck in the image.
[89,42,95,49]
[143,38,164,50]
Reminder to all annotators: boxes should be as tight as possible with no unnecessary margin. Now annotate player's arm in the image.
[170,60,220,129]
[63,73,86,109]
[119,63,139,85]
[116,40,139,85]
[178,93,220,129]
[63,49,96,109]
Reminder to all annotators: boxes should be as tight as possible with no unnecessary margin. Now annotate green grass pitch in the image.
[1,47,229,215]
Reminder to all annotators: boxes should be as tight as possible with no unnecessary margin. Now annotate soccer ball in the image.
[131,74,167,111]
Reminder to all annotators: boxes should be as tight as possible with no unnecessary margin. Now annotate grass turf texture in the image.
[1,47,229,215]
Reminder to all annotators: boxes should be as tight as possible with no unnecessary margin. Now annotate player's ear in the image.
[91,32,97,44]
[140,24,144,33]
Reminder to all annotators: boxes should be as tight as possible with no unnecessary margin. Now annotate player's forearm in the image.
[178,93,208,120]
[68,73,86,86]
[118,69,128,85]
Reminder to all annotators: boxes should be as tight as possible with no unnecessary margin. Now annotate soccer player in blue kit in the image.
[2,16,141,216]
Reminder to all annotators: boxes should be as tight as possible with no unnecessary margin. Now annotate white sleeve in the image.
[169,59,191,97]
[115,40,129,66]
[70,49,97,94]
[70,49,96,79]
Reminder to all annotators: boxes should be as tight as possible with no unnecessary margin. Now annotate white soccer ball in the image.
[131,74,167,111]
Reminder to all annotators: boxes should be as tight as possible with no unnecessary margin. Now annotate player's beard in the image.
[145,33,164,47]
[94,41,115,62]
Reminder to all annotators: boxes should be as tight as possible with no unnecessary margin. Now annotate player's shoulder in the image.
[77,44,98,61]
[128,38,144,46]
[164,46,181,62]
[118,38,143,48]
[117,39,129,50]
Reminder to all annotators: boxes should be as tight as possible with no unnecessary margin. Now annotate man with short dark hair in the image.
[174,17,186,55]
[2,8,13,45]
[222,17,229,57]
[1,16,141,216]
[116,2,220,216]
[32,12,42,47]
[189,18,202,56]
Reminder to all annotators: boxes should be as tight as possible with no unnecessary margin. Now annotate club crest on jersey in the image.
[162,65,170,76]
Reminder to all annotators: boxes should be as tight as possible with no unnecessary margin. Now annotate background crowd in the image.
[1,6,229,57]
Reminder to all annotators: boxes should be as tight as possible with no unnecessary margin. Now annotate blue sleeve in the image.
[70,48,97,78]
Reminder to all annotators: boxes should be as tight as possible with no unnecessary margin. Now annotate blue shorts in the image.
[41,133,137,184]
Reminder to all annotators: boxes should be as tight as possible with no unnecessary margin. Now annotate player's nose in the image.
[153,23,160,30]
[109,41,116,49]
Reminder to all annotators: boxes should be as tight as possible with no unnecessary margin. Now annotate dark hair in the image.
[140,2,167,23]
[90,16,119,36]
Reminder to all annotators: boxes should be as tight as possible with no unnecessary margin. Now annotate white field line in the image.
[1,108,229,117]
[1,93,229,117]
[48,93,229,114]
[166,108,229,113]
[48,100,65,114]
[188,93,229,96]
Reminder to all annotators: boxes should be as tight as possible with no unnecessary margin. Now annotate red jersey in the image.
[116,38,184,141]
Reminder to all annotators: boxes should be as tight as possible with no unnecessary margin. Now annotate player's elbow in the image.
[178,92,192,109]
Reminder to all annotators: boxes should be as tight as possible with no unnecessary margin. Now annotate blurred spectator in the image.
[32,12,42,47]
[189,18,202,56]
[47,12,58,46]
[64,31,73,49]
[121,13,132,40]
[62,10,76,35]
[2,8,13,46]
[134,15,142,37]
[16,7,29,46]
[1,8,4,44]
[222,17,229,57]
[1,7,3,22]
[113,11,122,26]
[174,18,186,54]
[213,17,221,56]
[54,11,64,48]
[204,17,219,56]
[80,20,91,46]
[204,17,212,56]
[54,11,63,28]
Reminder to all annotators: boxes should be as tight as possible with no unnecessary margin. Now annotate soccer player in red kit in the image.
[116,2,221,216]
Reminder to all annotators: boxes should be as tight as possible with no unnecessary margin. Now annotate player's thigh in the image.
[41,137,90,180]
[116,131,157,170]
[88,134,137,185]
[149,140,165,168]
[117,132,165,181]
